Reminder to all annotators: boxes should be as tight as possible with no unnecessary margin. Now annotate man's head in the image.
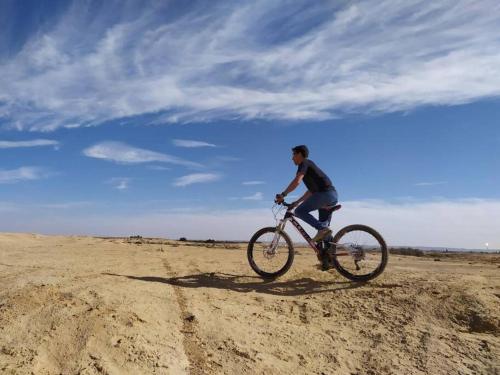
[292,145,309,165]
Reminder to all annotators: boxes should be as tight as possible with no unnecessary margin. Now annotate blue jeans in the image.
[294,190,338,230]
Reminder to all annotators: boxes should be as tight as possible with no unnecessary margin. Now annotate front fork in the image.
[269,219,287,252]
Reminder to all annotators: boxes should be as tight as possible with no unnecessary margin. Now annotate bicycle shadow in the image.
[103,271,366,296]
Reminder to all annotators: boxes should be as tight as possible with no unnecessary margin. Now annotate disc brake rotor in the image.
[263,249,276,259]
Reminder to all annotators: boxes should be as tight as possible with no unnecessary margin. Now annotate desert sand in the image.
[0,233,498,375]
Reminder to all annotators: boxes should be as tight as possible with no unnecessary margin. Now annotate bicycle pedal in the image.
[317,262,333,272]
[319,250,332,271]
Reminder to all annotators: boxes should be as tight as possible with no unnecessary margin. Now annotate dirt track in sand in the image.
[0,233,499,374]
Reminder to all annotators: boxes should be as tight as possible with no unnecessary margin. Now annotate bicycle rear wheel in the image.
[247,227,294,279]
[330,224,388,282]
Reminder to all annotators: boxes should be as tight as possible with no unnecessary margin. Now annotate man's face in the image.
[292,152,303,165]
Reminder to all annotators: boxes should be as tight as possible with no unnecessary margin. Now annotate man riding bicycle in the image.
[248,146,387,278]
[275,145,338,243]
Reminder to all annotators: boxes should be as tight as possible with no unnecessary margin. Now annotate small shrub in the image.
[390,247,425,257]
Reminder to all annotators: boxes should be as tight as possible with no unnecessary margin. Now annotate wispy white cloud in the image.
[173,139,217,148]
[1,1,499,131]
[173,173,221,187]
[0,167,49,183]
[83,141,201,168]
[0,139,60,149]
[415,181,448,186]
[0,200,93,212]
[243,192,263,200]
[242,180,265,185]
[214,156,241,162]
[107,177,131,190]
[147,165,171,171]
[229,191,264,201]
[36,201,94,209]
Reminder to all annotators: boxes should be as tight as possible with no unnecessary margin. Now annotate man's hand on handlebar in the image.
[275,193,285,204]
[275,194,299,209]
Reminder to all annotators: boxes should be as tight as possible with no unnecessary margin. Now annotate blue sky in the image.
[1,0,499,249]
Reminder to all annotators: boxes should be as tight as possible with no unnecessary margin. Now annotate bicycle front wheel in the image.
[247,227,294,279]
[331,224,388,282]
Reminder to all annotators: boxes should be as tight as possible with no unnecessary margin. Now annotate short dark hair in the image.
[292,145,309,158]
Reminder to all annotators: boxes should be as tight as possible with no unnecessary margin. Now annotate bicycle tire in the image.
[330,224,388,282]
[247,227,295,279]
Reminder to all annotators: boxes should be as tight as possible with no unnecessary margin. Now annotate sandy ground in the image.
[0,233,499,375]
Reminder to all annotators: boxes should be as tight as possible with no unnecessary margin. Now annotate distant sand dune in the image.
[0,233,498,374]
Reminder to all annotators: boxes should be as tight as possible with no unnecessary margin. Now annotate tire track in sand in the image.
[161,258,208,375]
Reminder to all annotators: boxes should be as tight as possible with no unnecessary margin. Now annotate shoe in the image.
[320,247,331,271]
[312,227,332,242]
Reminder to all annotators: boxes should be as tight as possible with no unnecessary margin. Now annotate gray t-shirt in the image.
[297,159,335,193]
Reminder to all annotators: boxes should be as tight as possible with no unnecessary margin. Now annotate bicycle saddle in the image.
[322,204,342,212]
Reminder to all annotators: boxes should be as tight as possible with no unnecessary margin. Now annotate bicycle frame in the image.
[276,209,321,256]
[275,208,351,259]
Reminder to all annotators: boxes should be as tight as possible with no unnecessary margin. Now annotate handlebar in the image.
[274,193,295,209]
[271,200,295,219]
[274,200,294,208]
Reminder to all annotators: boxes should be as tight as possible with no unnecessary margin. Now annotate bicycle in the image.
[247,201,388,282]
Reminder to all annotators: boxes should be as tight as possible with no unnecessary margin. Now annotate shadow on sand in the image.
[103,271,367,296]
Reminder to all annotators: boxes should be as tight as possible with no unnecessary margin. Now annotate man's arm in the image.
[275,173,304,203]
[282,173,304,196]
